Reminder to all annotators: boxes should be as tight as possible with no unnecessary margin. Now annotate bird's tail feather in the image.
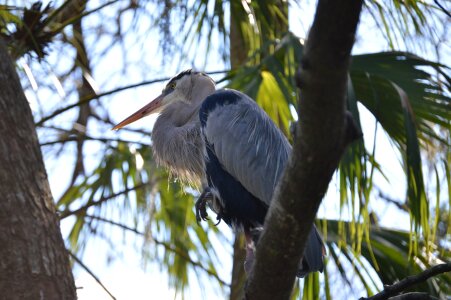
[297,225,325,278]
[249,225,325,278]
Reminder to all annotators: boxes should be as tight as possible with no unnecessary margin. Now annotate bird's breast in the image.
[152,116,205,187]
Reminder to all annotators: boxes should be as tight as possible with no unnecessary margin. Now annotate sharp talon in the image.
[195,188,212,224]
[214,213,222,226]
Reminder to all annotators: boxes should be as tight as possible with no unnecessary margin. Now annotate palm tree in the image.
[0,0,449,298]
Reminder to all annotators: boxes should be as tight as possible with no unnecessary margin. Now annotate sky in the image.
[74,6,400,299]
[16,0,449,299]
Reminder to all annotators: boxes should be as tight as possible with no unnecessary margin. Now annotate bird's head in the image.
[113,69,215,130]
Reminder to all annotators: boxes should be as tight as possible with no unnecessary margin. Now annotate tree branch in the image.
[39,125,151,146]
[360,262,451,300]
[69,11,94,187]
[59,183,148,219]
[378,191,408,212]
[35,70,229,127]
[245,1,363,299]
[89,114,152,135]
[35,77,170,126]
[68,250,117,300]
[434,0,451,18]
[384,293,439,300]
[40,135,150,147]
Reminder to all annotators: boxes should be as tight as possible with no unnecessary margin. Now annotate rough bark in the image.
[229,234,247,300]
[386,293,439,300]
[230,14,247,69]
[360,262,451,300]
[229,6,250,299]
[0,39,76,299]
[245,1,363,299]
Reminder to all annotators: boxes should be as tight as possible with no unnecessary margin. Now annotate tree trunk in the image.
[0,39,76,300]
[229,2,288,299]
[229,7,249,300]
[229,234,247,300]
[245,0,363,299]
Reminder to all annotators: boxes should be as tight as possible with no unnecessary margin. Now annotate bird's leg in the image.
[195,187,212,224]
[243,229,260,276]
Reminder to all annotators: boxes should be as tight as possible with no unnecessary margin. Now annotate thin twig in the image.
[40,135,150,147]
[90,114,152,135]
[59,183,147,219]
[68,249,117,300]
[360,262,451,300]
[434,0,451,18]
[36,78,170,126]
[85,214,144,235]
[35,70,229,126]
[41,123,151,137]
[84,214,230,286]
[378,192,408,212]
[51,1,119,36]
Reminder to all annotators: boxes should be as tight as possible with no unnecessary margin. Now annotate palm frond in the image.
[57,142,225,293]
[322,219,451,298]
[350,52,450,243]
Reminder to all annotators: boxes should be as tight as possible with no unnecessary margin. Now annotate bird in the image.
[113,69,324,277]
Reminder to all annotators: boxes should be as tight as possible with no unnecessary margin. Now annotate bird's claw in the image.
[214,213,222,226]
[195,188,212,224]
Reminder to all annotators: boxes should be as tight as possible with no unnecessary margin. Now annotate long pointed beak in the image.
[112,94,165,130]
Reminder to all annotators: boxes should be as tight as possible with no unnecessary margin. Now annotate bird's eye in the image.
[169,82,176,89]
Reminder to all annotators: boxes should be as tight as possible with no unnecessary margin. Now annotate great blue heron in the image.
[113,70,324,276]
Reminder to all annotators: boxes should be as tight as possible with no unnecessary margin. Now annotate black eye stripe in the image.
[169,69,192,83]
[164,69,202,91]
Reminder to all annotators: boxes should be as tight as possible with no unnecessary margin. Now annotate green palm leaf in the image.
[350,52,450,242]
[314,219,451,299]
[57,142,225,293]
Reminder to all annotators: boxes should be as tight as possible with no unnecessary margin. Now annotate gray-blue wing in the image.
[201,89,291,206]
[200,89,325,276]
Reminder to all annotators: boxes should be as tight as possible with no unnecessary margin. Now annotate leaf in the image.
[351,52,451,146]
[349,52,450,247]
[324,219,451,298]
[256,70,292,134]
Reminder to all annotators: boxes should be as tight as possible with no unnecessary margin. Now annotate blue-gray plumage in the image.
[199,89,324,276]
[200,90,290,208]
[113,70,325,277]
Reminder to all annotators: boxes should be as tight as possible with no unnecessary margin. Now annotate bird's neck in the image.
[160,101,199,127]
[163,87,215,126]
[152,95,213,187]
[151,84,215,187]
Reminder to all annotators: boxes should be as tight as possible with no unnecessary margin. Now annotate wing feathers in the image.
[200,90,291,206]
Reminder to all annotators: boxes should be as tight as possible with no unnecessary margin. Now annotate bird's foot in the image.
[195,188,212,224]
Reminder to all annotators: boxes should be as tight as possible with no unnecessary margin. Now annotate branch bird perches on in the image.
[360,262,451,300]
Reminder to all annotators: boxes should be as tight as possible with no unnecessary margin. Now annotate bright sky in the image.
[24,1,447,299]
